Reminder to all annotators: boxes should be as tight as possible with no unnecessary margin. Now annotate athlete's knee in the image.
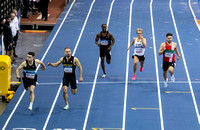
[29,85,35,93]
[63,86,68,94]
[106,59,111,64]
[71,89,77,95]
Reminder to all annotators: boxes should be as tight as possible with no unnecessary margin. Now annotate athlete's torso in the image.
[62,56,76,77]
[134,38,146,56]
[100,31,111,48]
[23,60,37,79]
[163,42,175,62]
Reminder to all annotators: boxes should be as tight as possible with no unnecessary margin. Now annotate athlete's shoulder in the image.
[96,32,101,37]
[21,61,26,66]
[173,42,177,46]
[34,59,41,62]
[73,57,79,61]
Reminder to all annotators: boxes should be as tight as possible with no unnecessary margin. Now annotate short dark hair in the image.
[166,33,173,37]
[28,52,35,57]
[101,24,107,28]
[64,47,70,51]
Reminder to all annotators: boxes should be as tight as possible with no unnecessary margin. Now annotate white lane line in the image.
[150,0,164,129]
[2,1,76,130]
[82,0,115,129]
[188,0,200,31]
[170,0,200,124]
[42,0,96,129]
[37,81,200,85]
[122,0,134,129]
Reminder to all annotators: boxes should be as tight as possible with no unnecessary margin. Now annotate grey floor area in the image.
[0,31,50,116]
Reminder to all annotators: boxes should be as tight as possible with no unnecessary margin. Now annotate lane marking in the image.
[188,0,200,31]
[170,0,200,124]
[122,0,134,129]
[2,1,76,130]
[131,108,159,110]
[165,91,191,94]
[83,0,115,129]
[43,0,96,129]
[150,0,164,129]
[36,80,200,85]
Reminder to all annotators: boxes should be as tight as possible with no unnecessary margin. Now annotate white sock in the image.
[29,102,33,108]
[172,74,174,78]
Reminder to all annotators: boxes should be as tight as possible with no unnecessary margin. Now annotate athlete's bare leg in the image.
[63,86,68,105]
[133,56,139,75]
[140,61,144,68]
[28,85,35,110]
[163,71,167,81]
[168,66,174,76]
[30,85,35,103]
[100,57,106,74]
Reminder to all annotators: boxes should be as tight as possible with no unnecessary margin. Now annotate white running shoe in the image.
[164,78,168,88]
[28,107,32,111]
[102,74,106,78]
[171,76,175,83]
[64,105,69,110]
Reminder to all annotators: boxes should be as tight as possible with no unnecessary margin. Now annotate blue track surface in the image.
[1,0,200,129]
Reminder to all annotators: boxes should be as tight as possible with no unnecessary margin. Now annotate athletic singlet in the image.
[133,38,146,56]
[62,56,76,76]
[163,42,175,62]
[100,31,111,47]
[23,60,37,79]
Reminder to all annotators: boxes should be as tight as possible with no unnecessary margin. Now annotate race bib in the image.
[135,48,143,53]
[165,52,173,58]
[64,66,73,73]
[25,73,35,79]
[100,40,109,46]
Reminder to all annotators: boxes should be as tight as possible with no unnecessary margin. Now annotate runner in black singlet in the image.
[95,24,115,78]
[16,52,46,111]
[48,47,83,110]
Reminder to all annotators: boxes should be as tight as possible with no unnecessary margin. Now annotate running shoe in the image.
[164,78,168,88]
[171,76,175,83]
[28,107,32,111]
[132,74,136,80]
[102,74,106,78]
[64,105,69,110]
[140,67,143,72]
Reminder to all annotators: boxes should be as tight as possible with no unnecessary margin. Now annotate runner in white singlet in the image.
[127,28,146,80]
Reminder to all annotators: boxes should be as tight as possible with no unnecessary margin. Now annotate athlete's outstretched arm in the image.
[127,38,136,50]
[74,57,83,82]
[16,61,26,79]
[48,57,63,67]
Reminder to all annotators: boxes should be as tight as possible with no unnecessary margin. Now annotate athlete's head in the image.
[27,52,35,62]
[136,28,143,38]
[101,24,107,32]
[166,33,173,43]
[64,47,71,57]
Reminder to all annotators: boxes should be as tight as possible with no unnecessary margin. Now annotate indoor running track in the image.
[1,0,200,130]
